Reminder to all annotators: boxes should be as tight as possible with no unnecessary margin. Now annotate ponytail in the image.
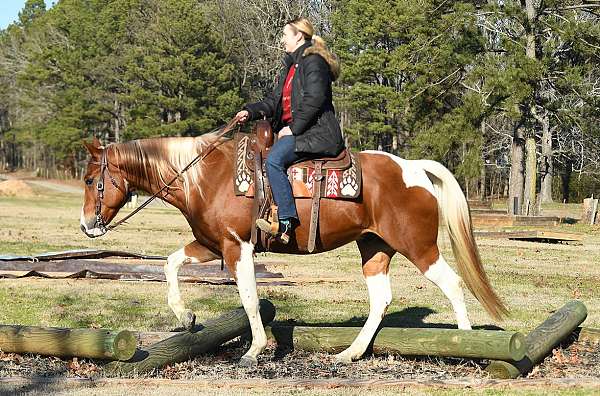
[287,18,341,81]
[311,34,327,50]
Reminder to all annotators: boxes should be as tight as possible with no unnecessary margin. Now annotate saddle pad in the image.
[233,133,361,199]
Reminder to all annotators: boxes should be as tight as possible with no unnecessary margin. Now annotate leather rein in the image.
[92,116,241,233]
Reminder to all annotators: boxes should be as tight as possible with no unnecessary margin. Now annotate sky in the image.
[0,0,55,30]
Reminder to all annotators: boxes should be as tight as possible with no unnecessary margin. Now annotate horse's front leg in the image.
[223,231,266,367]
[165,240,219,329]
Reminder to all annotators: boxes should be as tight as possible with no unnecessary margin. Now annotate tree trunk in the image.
[521,0,539,216]
[508,125,525,214]
[539,116,553,203]
[522,136,537,216]
[479,122,487,200]
[113,98,120,144]
[479,164,486,200]
[561,159,572,203]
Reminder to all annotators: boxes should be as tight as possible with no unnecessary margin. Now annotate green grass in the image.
[0,189,599,339]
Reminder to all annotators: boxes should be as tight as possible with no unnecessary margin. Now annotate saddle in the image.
[233,121,362,252]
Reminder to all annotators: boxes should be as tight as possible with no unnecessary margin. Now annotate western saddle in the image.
[233,120,361,253]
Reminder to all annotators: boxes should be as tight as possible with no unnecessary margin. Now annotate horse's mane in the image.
[114,132,233,206]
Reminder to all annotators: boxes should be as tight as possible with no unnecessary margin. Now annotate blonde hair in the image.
[288,17,330,51]
[287,17,340,80]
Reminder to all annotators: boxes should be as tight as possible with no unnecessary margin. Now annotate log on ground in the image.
[0,326,136,361]
[267,326,526,361]
[106,299,276,375]
[485,300,588,379]
[578,327,600,344]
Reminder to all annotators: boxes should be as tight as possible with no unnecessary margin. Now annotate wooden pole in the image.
[578,327,600,344]
[106,299,276,375]
[582,198,596,224]
[591,199,599,225]
[0,326,136,361]
[485,300,588,379]
[267,326,526,361]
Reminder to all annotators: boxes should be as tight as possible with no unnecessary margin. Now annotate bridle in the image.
[90,116,242,233]
[91,145,129,234]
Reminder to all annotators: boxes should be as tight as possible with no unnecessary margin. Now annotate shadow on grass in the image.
[0,367,70,396]
[560,217,579,225]
[271,306,504,331]
[268,306,504,359]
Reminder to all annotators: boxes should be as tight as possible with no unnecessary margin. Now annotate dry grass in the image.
[0,187,599,331]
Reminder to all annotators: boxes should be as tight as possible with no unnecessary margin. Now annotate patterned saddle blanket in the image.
[233,133,361,199]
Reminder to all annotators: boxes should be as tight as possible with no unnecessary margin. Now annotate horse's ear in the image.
[83,138,101,157]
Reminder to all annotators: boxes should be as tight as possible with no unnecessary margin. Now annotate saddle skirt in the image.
[233,133,361,199]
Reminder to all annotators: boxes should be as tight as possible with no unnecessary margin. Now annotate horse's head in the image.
[80,137,130,238]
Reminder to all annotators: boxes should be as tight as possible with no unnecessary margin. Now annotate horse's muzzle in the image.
[80,217,106,238]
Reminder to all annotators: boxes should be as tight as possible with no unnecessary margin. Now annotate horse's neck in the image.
[114,139,196,212]
[115,136,232,213]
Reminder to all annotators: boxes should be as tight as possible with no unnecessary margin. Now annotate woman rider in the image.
[236,17,344,244]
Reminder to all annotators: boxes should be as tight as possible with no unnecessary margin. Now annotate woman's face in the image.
[281,24,304,53]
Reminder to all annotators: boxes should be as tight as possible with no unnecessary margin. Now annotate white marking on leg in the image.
[165,248,196,322]
[336,273,392,362]
[231,234,266,361]
[362,151,435,194]
[424,256,472,330]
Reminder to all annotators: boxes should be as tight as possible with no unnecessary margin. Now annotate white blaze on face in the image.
[361,151,435,195]
[80,206,104,237]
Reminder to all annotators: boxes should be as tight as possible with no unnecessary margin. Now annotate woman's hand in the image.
[278,126,293,138]
[236,110,249,123]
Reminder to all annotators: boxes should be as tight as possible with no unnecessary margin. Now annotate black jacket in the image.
[244,41,344,156]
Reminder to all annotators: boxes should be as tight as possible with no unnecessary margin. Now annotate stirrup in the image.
[256,218,279,236]
[256,219,291,244]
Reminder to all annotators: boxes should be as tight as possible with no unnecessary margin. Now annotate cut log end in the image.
[486,300,588,379]
[105,299,276,375]
[109,330,137,361]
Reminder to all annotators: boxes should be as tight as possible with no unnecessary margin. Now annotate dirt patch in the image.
[0,180,35,197]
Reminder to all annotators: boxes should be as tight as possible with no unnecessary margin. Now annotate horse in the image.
[80,132,507,366]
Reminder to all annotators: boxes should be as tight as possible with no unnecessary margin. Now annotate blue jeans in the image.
[265,135,307,221]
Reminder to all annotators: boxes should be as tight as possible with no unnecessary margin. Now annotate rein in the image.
[94,116,241,233]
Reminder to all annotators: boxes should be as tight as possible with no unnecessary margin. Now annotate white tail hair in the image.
[416,160,508,321]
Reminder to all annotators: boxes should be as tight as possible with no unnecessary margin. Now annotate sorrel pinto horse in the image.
[80,133,507,366]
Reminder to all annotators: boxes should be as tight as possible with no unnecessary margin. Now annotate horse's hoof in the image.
[181,310,196,331]
[239,355,258,367]
[334,352,354,363]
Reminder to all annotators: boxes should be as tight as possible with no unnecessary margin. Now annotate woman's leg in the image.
[264,135,301,221]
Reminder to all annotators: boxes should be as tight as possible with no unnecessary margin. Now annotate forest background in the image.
[1,0,600,213]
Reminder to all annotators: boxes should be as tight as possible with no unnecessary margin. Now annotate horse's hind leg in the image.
[402,241,472,330]
[335,235,395,363]
[375,187,472,330]
[164,240,219,329]
[422,249,471,330]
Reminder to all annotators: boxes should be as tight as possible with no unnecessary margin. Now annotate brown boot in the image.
[256,218,292,244]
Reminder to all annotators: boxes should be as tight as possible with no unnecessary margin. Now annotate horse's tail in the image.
[417,160,508,321]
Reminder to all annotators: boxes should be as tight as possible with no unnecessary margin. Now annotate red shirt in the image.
[281,64,297,124]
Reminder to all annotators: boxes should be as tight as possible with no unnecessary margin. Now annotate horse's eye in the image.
[85,178,94,186]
